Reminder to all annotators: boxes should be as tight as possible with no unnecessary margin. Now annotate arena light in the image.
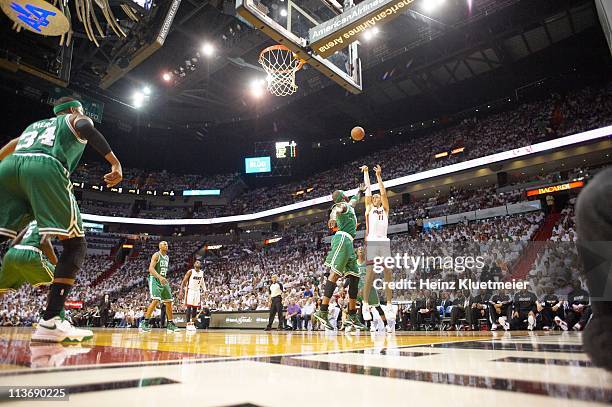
[162,72,172,82]
[80,125,612,226]
[142,86,151,95]
[132,91,145,108]
[202,42,215,57]
[422,0,445,12]
[363,27,379,41]
[249,78,266,98]
[280,8,287,17]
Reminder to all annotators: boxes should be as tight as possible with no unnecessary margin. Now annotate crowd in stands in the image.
[72,164,238,192]
[0,83,608,329]
[79,199,132,217]
[72,84,611,220]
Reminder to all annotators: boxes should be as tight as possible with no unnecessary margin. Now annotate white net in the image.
[259,45,304,96]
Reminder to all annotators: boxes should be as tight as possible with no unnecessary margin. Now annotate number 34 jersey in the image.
[15,114,87,174]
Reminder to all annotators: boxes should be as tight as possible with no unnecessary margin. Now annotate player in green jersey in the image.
[139,241,179,333]
[313,183,367,331]
[0,221,57,292]
[0,97,122,342]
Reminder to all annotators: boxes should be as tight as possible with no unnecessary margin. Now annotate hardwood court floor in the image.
[0,328,610,406]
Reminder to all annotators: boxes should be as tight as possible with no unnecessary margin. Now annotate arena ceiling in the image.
[93,0,605,131]
[0,0,608,142]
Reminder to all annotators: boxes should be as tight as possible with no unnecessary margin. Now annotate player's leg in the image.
[314,234,347,329]
[0,250,27,293]
[381,240,393,309]
[161,283,178,332]
[140,277,160,331]
[362,241,375,321]
[0,156,32,243]
[345,252,367,331]
[19,158,91,342]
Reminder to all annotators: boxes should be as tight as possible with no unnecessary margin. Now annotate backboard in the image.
[236,0,362,94]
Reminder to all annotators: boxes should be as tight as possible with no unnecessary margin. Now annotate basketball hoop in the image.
[259,45,305,96]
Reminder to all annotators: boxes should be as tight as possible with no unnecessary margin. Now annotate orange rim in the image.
[259,44,305,74]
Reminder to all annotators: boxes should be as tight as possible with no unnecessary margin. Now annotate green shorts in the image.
[149,275,173,302]
[358,276,380,306]
[0,154,83,239]
[324,232,358,277]
[0,246,55,292]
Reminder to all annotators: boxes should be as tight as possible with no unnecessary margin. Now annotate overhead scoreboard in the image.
[245,140,297,177]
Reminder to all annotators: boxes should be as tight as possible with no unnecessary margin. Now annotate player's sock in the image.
[43,283,72,320]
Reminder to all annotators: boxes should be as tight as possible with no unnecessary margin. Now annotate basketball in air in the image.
[351,126,365,141]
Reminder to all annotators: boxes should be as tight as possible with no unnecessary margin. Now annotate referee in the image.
[265,275,285,331]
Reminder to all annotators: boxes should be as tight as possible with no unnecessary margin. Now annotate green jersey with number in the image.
[335,198,358,237]
[19,221,42,248]
[14,115,86,174]
[155,252,169,278]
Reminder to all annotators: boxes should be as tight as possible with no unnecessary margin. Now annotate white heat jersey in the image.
[367,206,389,240]
[185,268,204,307]
[188,268,204,291]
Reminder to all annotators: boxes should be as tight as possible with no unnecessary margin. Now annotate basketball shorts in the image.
[324,231,358,277]
[357,275,380,306]
[366,238,392,268]
[184,287,201,307]
[0,246,55,292]
[0,154,83,239]
[149,275,173,302]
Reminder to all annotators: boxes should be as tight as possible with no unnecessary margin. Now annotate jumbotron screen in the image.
[244,156,272,173]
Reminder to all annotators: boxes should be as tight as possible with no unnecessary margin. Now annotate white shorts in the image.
[366,238,392,266]
[184,288,201,308]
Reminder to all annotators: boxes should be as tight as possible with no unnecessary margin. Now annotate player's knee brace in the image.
[54,237,87,280]
[323,279,336,298]
[347,275,359,299]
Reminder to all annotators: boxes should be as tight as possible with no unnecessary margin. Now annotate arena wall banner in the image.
[525,180,585,197]
[80,125,611,226]
[506,200,542,215]
[309,0,415,57]
[446,211,476,224]
[209,311,272,329]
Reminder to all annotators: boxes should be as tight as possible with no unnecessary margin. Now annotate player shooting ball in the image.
[361,164,393,323]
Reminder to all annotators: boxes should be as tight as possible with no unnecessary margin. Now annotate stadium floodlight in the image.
[142,86,151,95]
[249,78,266,97]
[132,91,145,108]
[202,43,215,57]
[363,27,379,41]
[422,0,445,12]
[162,72,172,81]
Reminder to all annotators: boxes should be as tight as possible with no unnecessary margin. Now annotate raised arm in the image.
[349,183,366,208]
[361,166,372,210]
[0,138,18,161]
[374,165,389,213]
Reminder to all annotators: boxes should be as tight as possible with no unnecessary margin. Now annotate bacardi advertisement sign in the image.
[526,180,585,197]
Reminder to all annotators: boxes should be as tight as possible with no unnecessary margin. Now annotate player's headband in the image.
[53,100,82,114]
[333,190,347,203]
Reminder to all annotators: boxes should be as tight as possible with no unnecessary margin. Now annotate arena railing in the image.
[81,125,611,226]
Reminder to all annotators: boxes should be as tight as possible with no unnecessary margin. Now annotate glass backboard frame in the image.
[236,0,363,94]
